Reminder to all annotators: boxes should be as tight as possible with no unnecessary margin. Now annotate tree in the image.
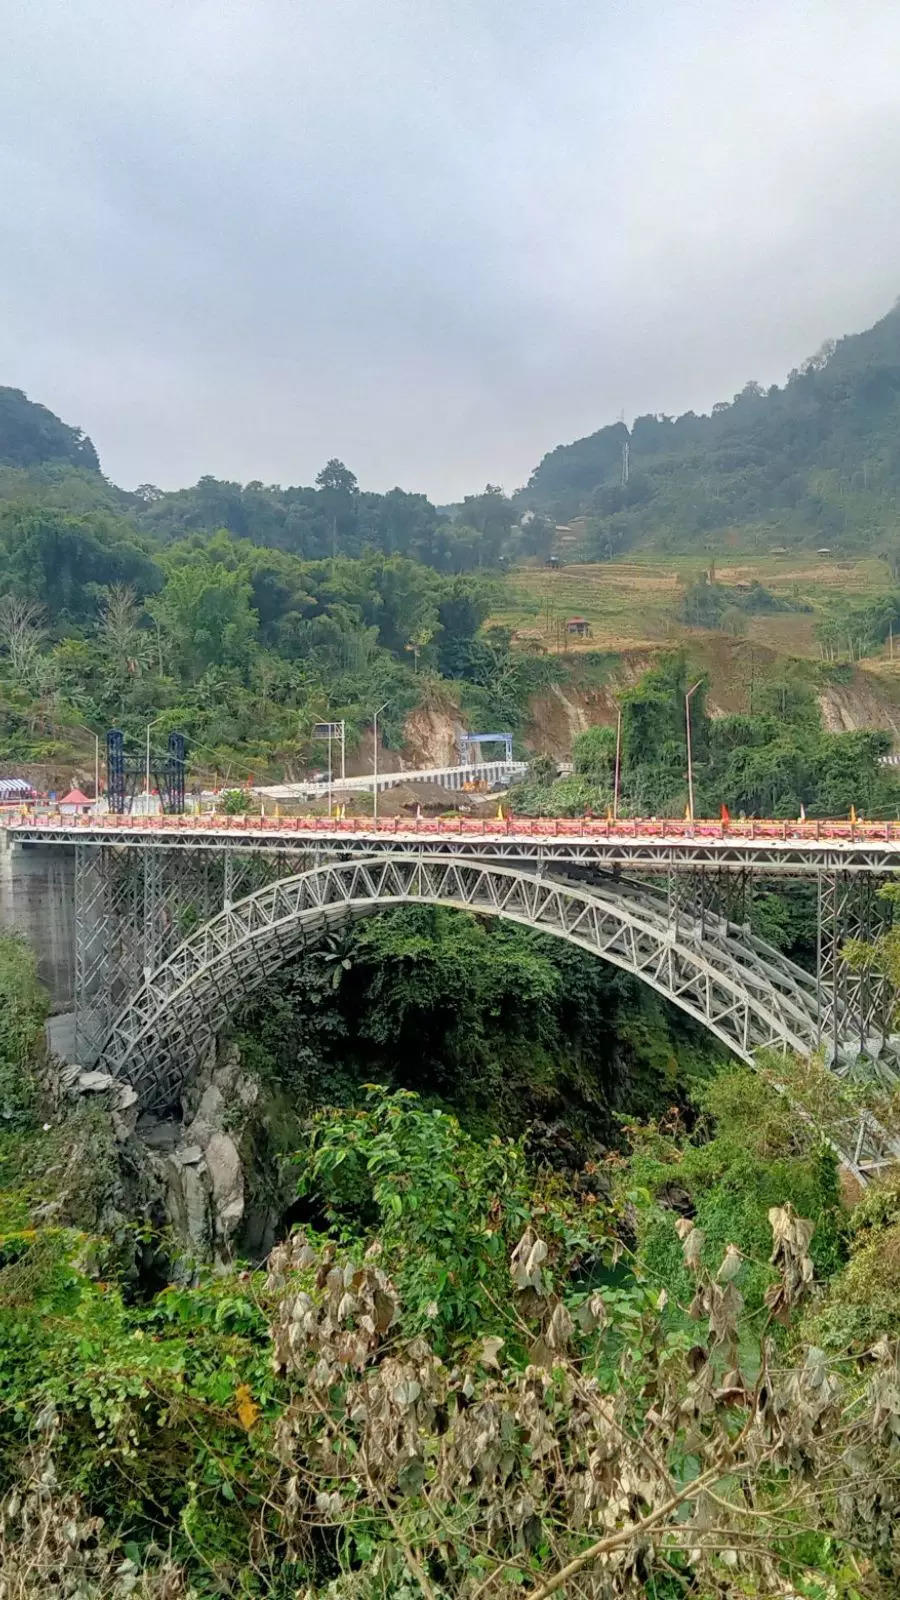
[680,574,724,627]
[315,460,360,561]
[0,594,46,690]
[434,578,493,676]
[99,583,150,677]
[150,561,259,680]
[315,459,358,497]
[365,556,439,656]
[460,484,515,565]
[720,603,747,636]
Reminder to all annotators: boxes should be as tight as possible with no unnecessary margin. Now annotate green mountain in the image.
[524,298,900,556]
[0,385,100,473]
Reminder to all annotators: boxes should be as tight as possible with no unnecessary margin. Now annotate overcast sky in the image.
[1,1,899,501]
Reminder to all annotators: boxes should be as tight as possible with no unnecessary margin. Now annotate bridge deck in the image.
[7,814,900,873]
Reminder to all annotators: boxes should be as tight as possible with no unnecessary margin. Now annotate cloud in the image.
[1,0,899,498]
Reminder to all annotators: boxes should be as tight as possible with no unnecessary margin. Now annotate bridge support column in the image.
[817,870,895,1062]
[666,867,753,938]
[73,843,316,1064]
[74,845,143,1063]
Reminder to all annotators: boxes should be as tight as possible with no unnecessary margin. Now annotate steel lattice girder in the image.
[15,821,900,875]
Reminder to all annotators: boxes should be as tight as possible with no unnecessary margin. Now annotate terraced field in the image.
[492,553,894,659]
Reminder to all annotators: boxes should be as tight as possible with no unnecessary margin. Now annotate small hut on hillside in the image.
[565,616,592,638]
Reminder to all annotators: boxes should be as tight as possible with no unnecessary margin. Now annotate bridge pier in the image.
[72,843,315,1064]
[817,869,896,1063]
[0,832,75,1007]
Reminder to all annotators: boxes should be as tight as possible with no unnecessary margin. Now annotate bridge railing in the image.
[6,810,900,843]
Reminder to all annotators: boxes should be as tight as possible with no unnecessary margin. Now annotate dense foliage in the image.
[0,508,540,770]
[0,934,47,1129]
[2,1056,900,1598]
[135,470,528,571]
[236,905,722,1160]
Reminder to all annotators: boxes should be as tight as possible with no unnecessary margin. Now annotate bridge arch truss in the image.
[100,854,831,1106]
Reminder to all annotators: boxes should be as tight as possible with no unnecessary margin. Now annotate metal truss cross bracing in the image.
[73,844,312,1063]
[818,870,896,1062]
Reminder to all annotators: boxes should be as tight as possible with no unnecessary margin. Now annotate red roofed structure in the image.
[59,787,93,813]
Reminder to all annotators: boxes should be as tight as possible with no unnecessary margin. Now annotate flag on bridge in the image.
[850,805,857,823]
[799,803,806,821]
[720,803,730,824]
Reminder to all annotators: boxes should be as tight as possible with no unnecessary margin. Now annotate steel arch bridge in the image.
[5,817,898,1179]
[95,850,836,1090]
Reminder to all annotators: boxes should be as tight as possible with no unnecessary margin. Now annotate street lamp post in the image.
[685,680,703,823]
[145,716,165,813]
[372,701,390,823]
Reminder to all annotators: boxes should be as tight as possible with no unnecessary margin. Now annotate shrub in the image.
[0,935,47,1129]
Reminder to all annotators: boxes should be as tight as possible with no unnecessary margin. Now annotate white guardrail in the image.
[255,759,528,801]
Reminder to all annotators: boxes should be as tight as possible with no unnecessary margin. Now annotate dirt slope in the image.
[525,642,900,760]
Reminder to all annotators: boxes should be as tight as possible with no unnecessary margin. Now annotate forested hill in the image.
[525,297,900,556]
[0,386,100,473]
[5,294,900,570]
[0,385,542,570]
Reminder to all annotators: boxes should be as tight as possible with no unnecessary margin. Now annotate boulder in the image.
[164,1157,211,1258]
[74,1069,117,1094]
[111,1083,139,1141]
[205,1131,244,1243]
[184,1084,225,1148]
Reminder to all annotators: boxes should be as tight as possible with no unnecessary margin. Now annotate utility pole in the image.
[613,707,622,820]
[372,701,390,822]
[313,720,343,817]
[685,680,703,823]
[145,716,164,812]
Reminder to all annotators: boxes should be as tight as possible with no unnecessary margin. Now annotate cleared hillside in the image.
[493,552,895,656]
